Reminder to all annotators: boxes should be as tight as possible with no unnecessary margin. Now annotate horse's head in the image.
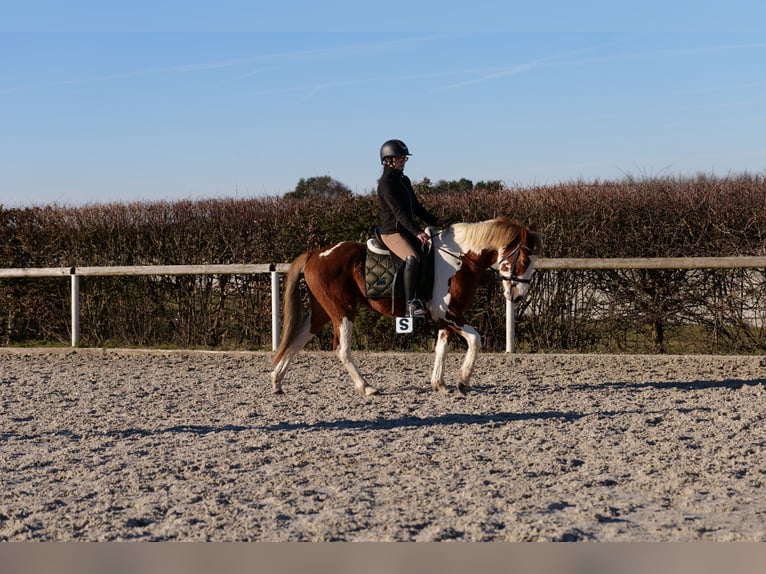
[496,224,543,303]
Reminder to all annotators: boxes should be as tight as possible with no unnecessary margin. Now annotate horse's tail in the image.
[272,251,311,365]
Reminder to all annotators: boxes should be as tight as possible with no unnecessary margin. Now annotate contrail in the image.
[0,34,444,95]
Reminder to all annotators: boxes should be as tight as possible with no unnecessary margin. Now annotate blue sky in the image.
[2,2,765,207]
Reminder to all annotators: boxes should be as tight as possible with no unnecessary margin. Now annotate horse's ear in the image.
[521,224,528,244]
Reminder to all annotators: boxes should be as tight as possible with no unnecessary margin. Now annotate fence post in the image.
[70,269,80,347]
[270,265,280,351]
[506,298,515,353]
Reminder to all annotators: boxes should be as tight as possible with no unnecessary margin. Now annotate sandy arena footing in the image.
[1,348,765,541]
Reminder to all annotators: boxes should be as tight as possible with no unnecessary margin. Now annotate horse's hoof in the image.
[431,381,449,394]
[457,382,470,395]
[356,385,379,396]
[272,387,284,395]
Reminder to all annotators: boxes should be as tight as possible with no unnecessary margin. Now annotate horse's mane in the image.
[452,216,529,253]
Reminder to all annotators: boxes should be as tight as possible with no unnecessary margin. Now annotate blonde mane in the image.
[452,217,523,253]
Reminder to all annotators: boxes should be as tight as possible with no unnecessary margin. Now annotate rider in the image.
[376,139,447,318]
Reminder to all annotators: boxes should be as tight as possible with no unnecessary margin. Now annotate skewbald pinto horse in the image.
[270,216,543,396]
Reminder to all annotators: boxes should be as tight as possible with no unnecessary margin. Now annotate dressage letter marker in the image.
[396,317,414,334]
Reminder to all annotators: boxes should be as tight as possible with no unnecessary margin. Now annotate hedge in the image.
[2,173,765,353]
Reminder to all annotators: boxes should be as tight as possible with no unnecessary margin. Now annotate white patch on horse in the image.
[319,242,347,258]
[430,228,462,319]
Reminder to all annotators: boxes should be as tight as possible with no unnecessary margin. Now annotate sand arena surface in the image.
[1,348,766,541]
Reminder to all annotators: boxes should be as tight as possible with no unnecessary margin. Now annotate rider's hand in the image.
[417,231,430,245]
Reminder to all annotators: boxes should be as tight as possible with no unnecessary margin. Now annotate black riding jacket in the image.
[377,167,439,239]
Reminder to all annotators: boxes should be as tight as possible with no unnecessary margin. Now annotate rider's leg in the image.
[380,233,428,318]
[403,255,428,317]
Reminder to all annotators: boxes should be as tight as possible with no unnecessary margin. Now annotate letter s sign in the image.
[396,317,413,334]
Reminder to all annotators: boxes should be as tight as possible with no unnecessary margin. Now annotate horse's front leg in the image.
[456,324,481,394]
[430,328,451,394]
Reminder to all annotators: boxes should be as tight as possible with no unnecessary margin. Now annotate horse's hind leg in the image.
[336,316,378,396]
[270,315,315,394]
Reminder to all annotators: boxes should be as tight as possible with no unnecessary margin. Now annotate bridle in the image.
[496,242,533,286]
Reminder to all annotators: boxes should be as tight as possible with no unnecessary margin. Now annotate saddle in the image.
[364,228,436,310]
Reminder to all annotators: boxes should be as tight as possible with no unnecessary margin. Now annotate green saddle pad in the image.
[365,248,397,298]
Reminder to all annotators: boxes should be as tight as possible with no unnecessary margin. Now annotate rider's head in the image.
[380,139,411,168]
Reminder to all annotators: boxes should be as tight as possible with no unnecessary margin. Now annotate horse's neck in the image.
[438,228,493,270]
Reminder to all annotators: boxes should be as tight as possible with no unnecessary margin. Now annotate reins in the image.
[427,227,466,265]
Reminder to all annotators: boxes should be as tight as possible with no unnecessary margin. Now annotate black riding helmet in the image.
[380,139,411,163]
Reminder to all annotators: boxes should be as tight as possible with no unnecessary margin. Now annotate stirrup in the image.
[408,299,429,318]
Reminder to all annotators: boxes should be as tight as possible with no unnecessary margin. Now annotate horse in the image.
[270,216,543,396]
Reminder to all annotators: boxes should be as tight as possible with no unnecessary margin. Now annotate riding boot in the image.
[403,255,429,318]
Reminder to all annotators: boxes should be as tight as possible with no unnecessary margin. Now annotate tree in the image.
[412,177,475,195]
[475,180,505,192]
[431,178,474,194]
[412,177,432,195]
[286,176,352,199]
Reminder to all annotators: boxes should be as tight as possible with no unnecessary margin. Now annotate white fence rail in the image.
[0,264,289,351]
[3,257,766,352]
